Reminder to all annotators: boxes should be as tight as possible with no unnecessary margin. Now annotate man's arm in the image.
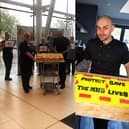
[26,52,35,62]
[62,43,71,54]
[125,62,129,78]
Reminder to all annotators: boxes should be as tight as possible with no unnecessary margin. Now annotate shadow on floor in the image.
[60,113,80,129]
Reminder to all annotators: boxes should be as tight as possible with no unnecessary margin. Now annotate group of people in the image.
[37,30,76,89]
[0,31,35,93]
[0,30,75,92]
[1,15,129,129]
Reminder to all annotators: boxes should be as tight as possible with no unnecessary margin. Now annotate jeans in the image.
[79,116,129,129]
[80,116,94,129]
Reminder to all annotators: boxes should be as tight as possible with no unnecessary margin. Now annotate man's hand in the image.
[125,62,129,78]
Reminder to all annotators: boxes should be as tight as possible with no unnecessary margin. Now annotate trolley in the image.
[36,53,64,95]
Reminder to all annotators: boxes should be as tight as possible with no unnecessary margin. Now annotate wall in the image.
[76,3,98,44]
[112,18,129,26]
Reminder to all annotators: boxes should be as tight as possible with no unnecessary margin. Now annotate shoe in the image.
[60,84,65,89]
[55,82,61,85]
[60,86,65,89]
[5,78,12,81]
[24,90,29,93]
[29,86,32,89]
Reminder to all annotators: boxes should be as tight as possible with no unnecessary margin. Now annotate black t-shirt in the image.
[19,41,34,65]
[84,38,129,76]
[53,36,70,60]
[53,36,70,52]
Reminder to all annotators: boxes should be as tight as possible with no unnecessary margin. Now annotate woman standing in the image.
[1,32,14,80]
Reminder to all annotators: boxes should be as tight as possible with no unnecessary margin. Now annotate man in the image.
[19,32,35,93]
[66,36,76,75]
[79,16,129,129]
[53,30,70,89]
[1,32,14,80]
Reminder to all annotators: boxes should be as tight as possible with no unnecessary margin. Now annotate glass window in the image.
[0,0,75,32]
[0,8,33,26]
[123,29,129,49]
[11,11,33,26]
[112,27,122,40]
[123,29,129,43]
[9,0,33,5]
[54,0,75,15]
[68,0,75,15]
[54,0,67,13]
[42,15,47,27]
[0,3,33,12]
[42,0,51,6]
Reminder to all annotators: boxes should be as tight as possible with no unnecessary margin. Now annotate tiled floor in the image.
[0,49,127,129]
[0,51,75,129]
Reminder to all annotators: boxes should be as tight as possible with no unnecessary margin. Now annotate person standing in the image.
[1,32,14,81]
[19,32,35,93]
[53,30,70,89]
[66,36,76,75]
[79,16,129,129]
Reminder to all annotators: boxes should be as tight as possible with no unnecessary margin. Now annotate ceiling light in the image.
[120,0,129,14]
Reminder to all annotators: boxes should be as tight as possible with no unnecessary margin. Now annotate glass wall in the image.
[0,2,33,26]
[11,0,33,5]
[123,29,129,43]
[0,0,75,69]
[112,25,129,77]
[0,0,75,37]
[112,27,122,40]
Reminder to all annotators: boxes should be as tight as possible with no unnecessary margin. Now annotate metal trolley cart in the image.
[36,53,64,95]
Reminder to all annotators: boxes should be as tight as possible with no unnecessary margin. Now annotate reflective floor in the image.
[0,51,75,129]
[0,49,127,129]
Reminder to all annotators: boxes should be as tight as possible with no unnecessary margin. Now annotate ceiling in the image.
[76,0,129,21]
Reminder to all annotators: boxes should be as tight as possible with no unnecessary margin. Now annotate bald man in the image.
[19,32,35,93]
[79,16,129,129]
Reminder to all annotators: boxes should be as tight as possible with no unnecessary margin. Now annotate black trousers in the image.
[20,63,32,92]
[67,60,75,74]
[59,62,67,86]
[3,54,13,79]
